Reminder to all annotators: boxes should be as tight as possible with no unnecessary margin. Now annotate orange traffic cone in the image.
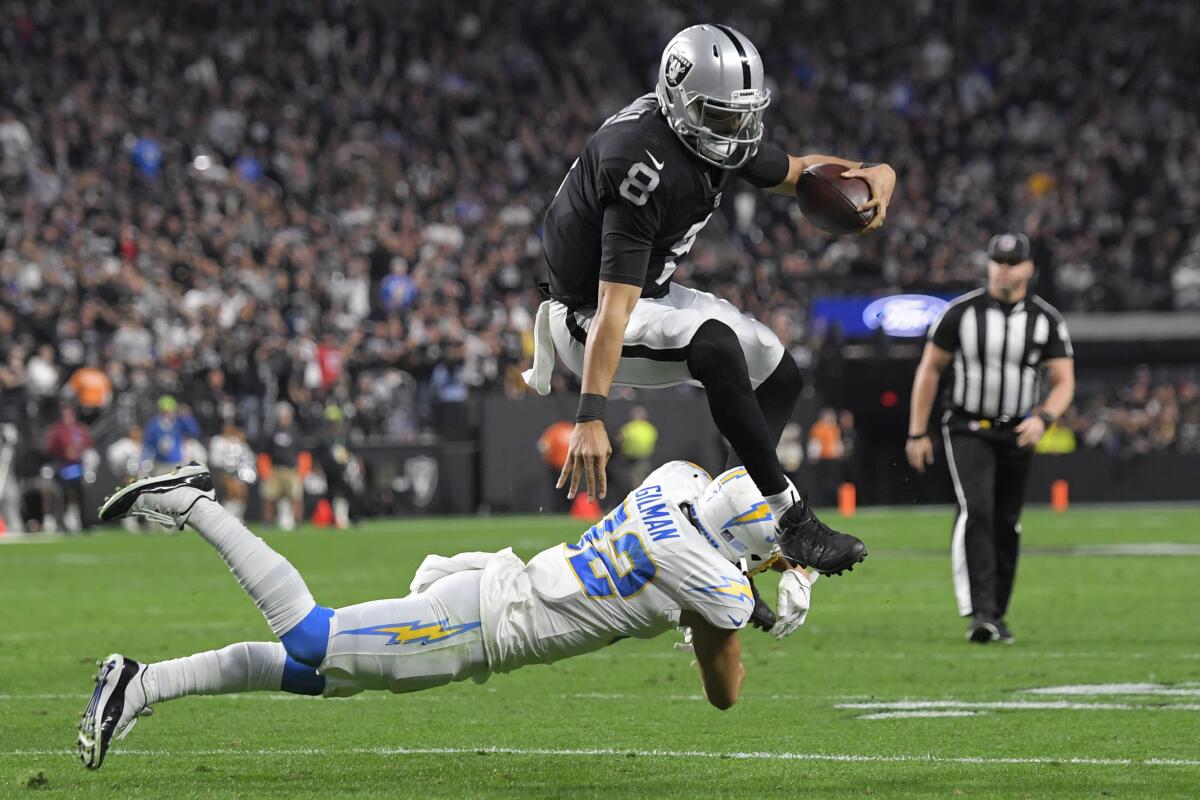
[838,482,857,518]
[312,499,334,528]
[1051,480,1069,513]
[570,492,603,521]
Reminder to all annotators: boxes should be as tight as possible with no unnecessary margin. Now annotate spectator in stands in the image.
[43,405,93,532]
[106,425,148,531]
[260,402,304,530]
[142,396,201,476]
[616,406,659,497]
[314,406,360,530]
[776,421,805,476]
[209,420,254,522]
[26,345,59,420]
[106,426,148,482]
[807,408,844,506]
[67,362,113,424]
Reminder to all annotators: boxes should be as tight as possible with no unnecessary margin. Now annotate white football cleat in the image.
[78,654,153,770]
[98,463,215,529]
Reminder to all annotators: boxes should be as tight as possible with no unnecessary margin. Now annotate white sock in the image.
[186,500,316,637]
[278,502,295,531]
[764,478,800,521]
[332,497,349,528]
[142,642,286,704]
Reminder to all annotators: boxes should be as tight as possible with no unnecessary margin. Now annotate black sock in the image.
[723,351,803,470]
[687,320,788,496]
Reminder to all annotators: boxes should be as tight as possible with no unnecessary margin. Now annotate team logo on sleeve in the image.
[665,53,693,87]
[687,575,754,606]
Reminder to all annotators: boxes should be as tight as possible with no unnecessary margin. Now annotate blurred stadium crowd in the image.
[2,0,1199,454]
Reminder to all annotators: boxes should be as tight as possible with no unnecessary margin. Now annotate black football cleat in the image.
[98,462,214,528]
[78,654,151,770]
[995,619,1015,644]
[776,498,867,576]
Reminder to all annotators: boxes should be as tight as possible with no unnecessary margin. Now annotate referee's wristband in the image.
[576,393,607,423]
[1035,410,1055,428]
[907,432,929,441]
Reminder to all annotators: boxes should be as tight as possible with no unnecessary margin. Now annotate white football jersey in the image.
[479,461,756,674]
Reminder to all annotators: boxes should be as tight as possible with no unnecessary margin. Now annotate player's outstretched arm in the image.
[558,279,641,500]
[680,611,744,710]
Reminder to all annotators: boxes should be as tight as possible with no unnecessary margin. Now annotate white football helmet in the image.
[688,468,780,575]
[655,24,771,169]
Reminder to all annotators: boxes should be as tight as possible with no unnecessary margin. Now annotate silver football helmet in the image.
[655,24,771,169]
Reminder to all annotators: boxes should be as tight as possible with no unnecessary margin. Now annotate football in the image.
[795,163,875,234]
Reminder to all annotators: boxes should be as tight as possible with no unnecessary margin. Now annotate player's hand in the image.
[557,420,611,500]
[1015,415,1047,449]
[748,577,777,632]
[770,568,815,641]
[906,434,935,473]
[841,163,895,232]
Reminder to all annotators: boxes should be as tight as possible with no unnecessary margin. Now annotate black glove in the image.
[748,576,777,632]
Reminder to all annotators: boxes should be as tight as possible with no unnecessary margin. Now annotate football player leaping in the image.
[526,24,894,569]
[79,460,851,769]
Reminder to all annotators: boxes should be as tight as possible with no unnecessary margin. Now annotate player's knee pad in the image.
[280,605,334,668]
[687,320,749,386]
[281,655,326,696]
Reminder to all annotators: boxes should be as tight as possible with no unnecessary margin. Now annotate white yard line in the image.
[838,700,1200,712]
[857,710,981,720]
[3,745,1199,767]
[1022,683,1200,697]
[621,649,1200,661]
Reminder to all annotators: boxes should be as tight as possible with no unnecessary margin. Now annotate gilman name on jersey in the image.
[633,484,680,542]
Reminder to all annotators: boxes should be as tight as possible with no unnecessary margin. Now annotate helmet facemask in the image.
[686,90,769,168]
[660,85,770,169]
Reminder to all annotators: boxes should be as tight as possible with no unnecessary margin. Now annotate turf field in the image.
[2,505,1198,798]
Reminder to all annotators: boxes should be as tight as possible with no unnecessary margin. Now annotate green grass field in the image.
[2,505,1198,799]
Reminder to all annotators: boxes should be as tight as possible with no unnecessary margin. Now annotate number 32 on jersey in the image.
[566,505,658,599]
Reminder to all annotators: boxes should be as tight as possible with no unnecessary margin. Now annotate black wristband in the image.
[907,432,929,440]
[1036,410,1055,428]
[576,393,607,423]
[860,161,881,169]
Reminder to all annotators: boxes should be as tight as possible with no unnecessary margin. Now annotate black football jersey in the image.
[542,94,789,310]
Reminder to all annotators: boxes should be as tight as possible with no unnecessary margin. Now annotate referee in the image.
[906,233,1075,644]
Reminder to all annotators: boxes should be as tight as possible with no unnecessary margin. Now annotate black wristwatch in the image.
[1036,410,1055,428]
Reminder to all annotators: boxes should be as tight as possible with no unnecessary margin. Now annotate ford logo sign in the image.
[862,295,949,338]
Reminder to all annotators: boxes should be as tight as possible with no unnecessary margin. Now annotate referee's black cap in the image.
[986,233,1032,264]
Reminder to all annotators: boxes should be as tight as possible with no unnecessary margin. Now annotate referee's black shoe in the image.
[967,614,1000,644]
[995,619,1016,644]
[776,498,867,576]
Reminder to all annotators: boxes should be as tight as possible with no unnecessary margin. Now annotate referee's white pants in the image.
[523,283,785,393]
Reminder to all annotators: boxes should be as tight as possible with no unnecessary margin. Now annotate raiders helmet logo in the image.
[664,53,693,88]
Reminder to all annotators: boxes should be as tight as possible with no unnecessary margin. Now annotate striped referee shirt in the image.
[927,289,1073,419]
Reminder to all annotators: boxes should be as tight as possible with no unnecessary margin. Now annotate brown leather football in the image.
[795,163,875,234]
